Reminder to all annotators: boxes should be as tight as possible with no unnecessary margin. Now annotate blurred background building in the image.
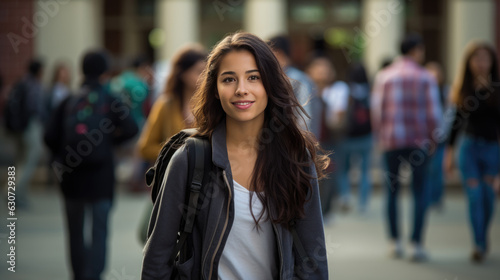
[1,2,500,279]
[1,0,498,92]
[0,0,498,184]
[1,0,499,184]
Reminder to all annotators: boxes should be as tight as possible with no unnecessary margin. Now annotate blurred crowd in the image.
[1,32,499,280]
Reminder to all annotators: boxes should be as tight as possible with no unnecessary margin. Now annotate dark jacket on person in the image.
[141,122,328,280]
[44,79,138,201]
[23,73,47,123]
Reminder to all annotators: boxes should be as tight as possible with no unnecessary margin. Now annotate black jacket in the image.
[141,122,328,279]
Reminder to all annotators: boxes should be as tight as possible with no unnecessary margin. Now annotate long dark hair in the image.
[192,32,329,228]
[451,41,499,106]
[164,45,207,109]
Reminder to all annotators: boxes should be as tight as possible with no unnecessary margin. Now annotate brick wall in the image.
[0,0,35,109]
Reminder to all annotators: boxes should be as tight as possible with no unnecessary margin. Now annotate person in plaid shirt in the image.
[371,34,443,262]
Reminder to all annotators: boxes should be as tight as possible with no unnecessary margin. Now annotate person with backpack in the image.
[335,63,373,214]
[4,59,46,208]
[141,32,329,279]
[44,50,138,280]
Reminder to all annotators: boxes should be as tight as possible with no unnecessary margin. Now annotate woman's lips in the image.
[232,101,254,110]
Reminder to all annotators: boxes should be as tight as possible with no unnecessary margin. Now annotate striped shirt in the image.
[371,57,442,151]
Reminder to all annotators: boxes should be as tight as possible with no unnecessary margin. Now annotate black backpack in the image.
[4,81,32,133]
[62,86,113,166]
[145,128,211,265]
[346,84,371,137]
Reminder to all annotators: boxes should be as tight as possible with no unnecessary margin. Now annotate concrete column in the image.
[122,0,140,58]
[446,0,495,83]
[243,0,287,40]
[360,0,405,78]
[35,0,103,89]
[156,0,199,61]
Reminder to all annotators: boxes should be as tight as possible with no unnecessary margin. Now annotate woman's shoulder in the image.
[164,143,190,177]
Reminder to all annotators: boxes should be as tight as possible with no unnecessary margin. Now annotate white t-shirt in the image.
[218,180,278,280]
[322,81,350,127]
[322,81,349,114]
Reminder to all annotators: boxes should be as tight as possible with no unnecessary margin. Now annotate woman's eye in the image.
[222,77,235,83]
[249,75,260,81]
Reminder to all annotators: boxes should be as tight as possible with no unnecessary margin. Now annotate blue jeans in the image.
[427,143,445,206]
[383,148,430,244]
[337,135,373,211]
[64,198,112,280]
[13,120,43,206]
[457,135,499,252]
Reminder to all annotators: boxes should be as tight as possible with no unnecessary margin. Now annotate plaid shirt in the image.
[371,57,443,151]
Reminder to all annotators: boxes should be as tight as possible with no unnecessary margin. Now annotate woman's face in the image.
[182,60,206,92]
[469,48,492,78]
[216,49,268,126]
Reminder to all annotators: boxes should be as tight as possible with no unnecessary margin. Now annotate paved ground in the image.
[0,187,499,280]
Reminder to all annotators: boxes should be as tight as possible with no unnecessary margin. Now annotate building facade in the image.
[0,0,498,93]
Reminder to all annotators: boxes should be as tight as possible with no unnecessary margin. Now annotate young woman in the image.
[142,32,329,279]
[444,41,500,263]
[137,45,207,162]
[136,45,206,243]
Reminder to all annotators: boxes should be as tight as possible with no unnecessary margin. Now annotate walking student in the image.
[4,59,46,208]
[371,34,442,261]
[336,63,373,214]
[141,32,329,279]
[44,50,138,280]
[444,41,500,263]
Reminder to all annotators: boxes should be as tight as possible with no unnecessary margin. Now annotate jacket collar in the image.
[211,121,230,171]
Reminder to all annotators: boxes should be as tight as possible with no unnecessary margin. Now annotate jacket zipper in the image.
[272,223,284,279]
[201,195,224,279]
[204,169,232,279]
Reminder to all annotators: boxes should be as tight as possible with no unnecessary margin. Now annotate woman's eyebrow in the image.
[220,71,235,76]
[220,69,259,76]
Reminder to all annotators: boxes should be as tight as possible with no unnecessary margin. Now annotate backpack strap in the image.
[182,137,205,234]
[168,136,209,265]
